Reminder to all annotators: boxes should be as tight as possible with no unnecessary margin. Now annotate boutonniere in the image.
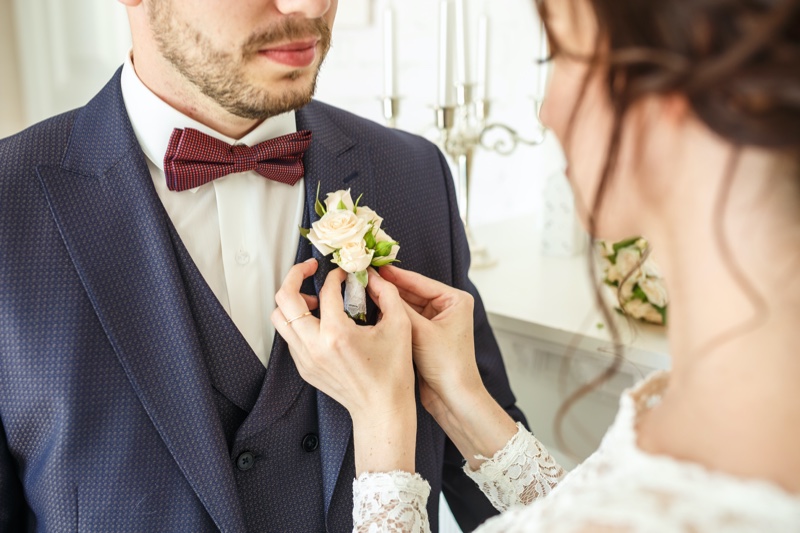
[598,237,668,325]
[300,186,400,321]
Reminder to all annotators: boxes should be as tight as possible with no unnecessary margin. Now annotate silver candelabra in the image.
[383,86,547,268]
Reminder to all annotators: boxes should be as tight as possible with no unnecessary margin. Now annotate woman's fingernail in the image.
[305,257,316,263]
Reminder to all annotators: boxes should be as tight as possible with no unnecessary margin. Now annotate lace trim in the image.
[465,422,567,511]
[352,471,431,533]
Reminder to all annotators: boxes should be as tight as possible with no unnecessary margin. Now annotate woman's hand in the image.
[377,265,518,469]
[271,259,417,475]
[376,265,482,413]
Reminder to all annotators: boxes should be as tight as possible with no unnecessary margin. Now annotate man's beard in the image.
[148,2,332,120]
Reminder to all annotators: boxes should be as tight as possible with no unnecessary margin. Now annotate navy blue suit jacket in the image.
[0,69,525,532]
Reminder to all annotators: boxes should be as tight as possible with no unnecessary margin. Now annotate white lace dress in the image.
[352,371,800,532]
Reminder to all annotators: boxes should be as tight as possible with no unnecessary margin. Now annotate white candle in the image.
[383,7,397,97]
[454,0,469,85]
[535,18,549,100]
[438,1,455,107]
[476,15,488,101]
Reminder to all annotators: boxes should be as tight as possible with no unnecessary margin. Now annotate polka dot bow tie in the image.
[163,128,312,192]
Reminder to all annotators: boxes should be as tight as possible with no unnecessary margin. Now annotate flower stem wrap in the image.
[344,272,368,322]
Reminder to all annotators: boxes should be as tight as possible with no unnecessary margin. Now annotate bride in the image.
[272,0,800,530]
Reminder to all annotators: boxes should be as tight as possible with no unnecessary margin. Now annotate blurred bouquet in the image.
[598,237,668,325]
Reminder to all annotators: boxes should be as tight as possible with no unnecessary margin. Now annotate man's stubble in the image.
[147,1,333,120]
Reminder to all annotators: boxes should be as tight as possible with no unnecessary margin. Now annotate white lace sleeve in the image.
[352,471,431,533]
[465,422,567,512]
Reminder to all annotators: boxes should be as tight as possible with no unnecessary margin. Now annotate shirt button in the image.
[236,250,250,265]
[302,433,319,453]
[236,451,255,471]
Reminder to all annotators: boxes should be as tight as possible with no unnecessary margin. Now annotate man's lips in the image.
[259,39,319,68]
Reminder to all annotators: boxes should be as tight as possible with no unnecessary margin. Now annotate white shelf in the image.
[469,217,670,373]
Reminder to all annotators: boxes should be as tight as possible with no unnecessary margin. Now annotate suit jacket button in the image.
[302,433,319,452]
[236,451,255,471]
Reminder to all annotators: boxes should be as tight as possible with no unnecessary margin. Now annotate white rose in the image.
[639,277,668,308]
[623,299,664,324]
[356,206,383,232]
[324,189,355,212]
[618,278,637,302]
[333,241,375,273]
[373,228,394,243]
[614,247,642,281]
[605,264,621,284]
[307,210,370,255]
[641,258,662,279]
[598,241,615,258]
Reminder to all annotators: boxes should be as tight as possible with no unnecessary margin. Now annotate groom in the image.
[0,0,525,531]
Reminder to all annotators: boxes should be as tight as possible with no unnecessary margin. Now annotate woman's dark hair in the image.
[537,0,800,454]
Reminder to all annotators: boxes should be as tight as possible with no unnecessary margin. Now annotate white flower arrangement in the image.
[300,186,400,321]
[598,237,668,325]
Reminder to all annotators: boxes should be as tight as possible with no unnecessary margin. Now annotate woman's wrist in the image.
[351,397,418,476]
[430,386,519,470]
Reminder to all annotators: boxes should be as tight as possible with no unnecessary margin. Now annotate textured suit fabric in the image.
[168,215,327,532]
[0,68,526,532]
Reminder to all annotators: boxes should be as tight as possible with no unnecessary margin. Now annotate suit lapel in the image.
[296,102,375,519]
[36,71,246,533]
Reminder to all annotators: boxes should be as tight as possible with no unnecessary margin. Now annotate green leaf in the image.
[355,270,369,287]
[364,228,377,249]
[299,226,310,239]
[337,199,347,210]
[373,241,398,258]
[654,304,668,325]
[314,183,326,217]
[632,284,649,302]
[612,237,641,254]
[371,257,400,267]
[354,193,364,211]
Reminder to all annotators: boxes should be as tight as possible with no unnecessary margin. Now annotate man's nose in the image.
[274,0,332,19]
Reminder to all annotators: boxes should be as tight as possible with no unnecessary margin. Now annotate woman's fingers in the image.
[319,268,350,325]
[271,306,301,347]
[367,270,407,324]
[301,293,320,311]
[379,265,452,300]
[400,299,432,334]
[379,266,459,316]
[274,259,320,337]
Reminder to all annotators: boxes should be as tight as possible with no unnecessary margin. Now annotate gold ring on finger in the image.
[284,311,313,326]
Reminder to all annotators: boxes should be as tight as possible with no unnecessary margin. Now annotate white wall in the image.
[0,0,24,138]
[316,0,566,227]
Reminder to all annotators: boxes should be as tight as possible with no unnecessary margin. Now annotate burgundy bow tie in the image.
[163,128,312,192]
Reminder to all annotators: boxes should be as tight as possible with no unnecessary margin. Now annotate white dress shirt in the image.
[120,54,305,368]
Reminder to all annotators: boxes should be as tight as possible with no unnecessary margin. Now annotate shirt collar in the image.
[120,52,297,174]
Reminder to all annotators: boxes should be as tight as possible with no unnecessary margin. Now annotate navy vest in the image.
[168,223,327,532]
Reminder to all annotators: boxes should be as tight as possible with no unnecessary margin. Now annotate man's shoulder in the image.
[304,100,441,158]
[0,110,80,172]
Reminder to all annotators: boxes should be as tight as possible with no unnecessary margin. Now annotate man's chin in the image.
[223,88,314,119]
